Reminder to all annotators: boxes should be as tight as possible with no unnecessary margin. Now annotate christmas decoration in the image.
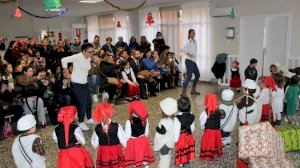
[103,0,147,12]
[229,8,236,19]
[146,11,154,25]
[18,6,68,19]
[14,7,22,19]
[117,20,122,28]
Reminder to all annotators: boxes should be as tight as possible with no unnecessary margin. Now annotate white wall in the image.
[211,0,300,59]
[0,14,84,42]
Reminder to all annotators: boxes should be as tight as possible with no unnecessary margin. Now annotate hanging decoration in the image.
[43,0,62,11]
[103,0,147,12]
[14,7,23,19]
[18,6,68,19]
[229,8,236,19]
[146,11,154,25]
[117,20,122,28]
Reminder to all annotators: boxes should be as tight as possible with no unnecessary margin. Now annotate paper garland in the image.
[18,6,68,19]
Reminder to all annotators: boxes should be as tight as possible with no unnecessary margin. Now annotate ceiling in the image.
[0,0,190,17]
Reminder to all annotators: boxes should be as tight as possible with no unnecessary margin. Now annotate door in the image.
[240,16,265,80]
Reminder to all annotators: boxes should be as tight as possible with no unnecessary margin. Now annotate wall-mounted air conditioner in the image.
[211,7,236,17]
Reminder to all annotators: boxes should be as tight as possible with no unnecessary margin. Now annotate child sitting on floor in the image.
[220,89,238,147]
[124,101,155,168]
[173,96,195,167]
[199,93,225,160]
[12,114,46,168]
[154,98,177,168]
[91,103,126,168]
[52,106,93,168]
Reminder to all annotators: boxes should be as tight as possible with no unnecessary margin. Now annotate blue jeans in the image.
[183,59,200,88]
[88,75,100,94]
[71,82,92,122]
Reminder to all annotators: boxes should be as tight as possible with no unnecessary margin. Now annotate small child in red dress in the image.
[52,106,94,168]
[124,100,155,168]
[230,61,242,92]
[91,103,126,168]
[199,93,225,160]
[173,96,196,166]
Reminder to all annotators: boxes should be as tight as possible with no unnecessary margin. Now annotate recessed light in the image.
[79,0,104,3]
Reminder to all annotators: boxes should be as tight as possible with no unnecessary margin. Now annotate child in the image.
[258,76,277,123]
[173,96,195,166]
[124,100,155,168]
[272,73,285,125]
[12,114,46,168]
[270,64,278,77]
[220,89,238,146]
[199,93,224,160]
[154,98,177,168]
[121,61,140,101]
[237,79,260,125]
[52,106,93,168]
[244,58,258,81]
[285,76,300,125]
[91,103,126,168]
[230,61,241,91]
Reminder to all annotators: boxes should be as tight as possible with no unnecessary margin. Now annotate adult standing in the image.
[70,37,82,54]
[61,43,94,131]
[181,29,200,96]
[152,32,166,55]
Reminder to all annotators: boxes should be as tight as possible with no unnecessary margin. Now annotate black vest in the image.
[95,122,120,146]
[204,110,221,130]
[55,124,78,149]
[177,113,195,133]
[131,117,146,137]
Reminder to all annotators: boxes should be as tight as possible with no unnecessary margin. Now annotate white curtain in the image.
[139,7,161,49]
[87,15,100,43]
[114,12,132,43]
[160,6,179,55]
[181,0,211,81]
[98,14,115,45]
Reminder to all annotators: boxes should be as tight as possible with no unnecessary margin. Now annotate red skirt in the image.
[175,132,195,166]
[124,135,155,168]
[230,76,241,89]
[200,129,223,160]
[126,84,140,98]
[97,144,124,168]
[58,146,94,168]
[237,158,249,168]
[260,104,274,123]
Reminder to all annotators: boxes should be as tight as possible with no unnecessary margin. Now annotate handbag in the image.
[100,71,123,89]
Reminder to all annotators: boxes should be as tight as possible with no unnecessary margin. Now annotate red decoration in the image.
[117,20,122,28]
[14,7,23,19]
[146,11,154,25]
[75,29,81,40]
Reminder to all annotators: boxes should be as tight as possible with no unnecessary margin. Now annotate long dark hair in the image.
[188,29,195,41]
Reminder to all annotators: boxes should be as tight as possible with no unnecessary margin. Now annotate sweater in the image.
[154,117,175,151]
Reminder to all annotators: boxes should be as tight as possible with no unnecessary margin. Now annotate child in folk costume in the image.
[91,103,126,168]
[272,73,285,126]
[230,61,242,91]
[121,61,140,101]
[199,93,225,160]
[173,96,195,166]
[124,100,155,168]
[12,114,46,168]
[237,79,261,125]
[257,76,277,123]
[52,106,93,168]
[285,76,300,125]
[220,89,238,146]
[154,98,177,168]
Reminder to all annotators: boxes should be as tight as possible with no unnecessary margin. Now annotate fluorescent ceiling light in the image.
[79,0,104,3]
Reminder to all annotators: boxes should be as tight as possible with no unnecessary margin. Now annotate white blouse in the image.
[52,127,86,145]
[181,39,197,62]
[124,119,149,141]
[173,112,195,143]
[121,68,137,85]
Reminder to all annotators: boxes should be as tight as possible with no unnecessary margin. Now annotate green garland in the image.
[104,0,147,12]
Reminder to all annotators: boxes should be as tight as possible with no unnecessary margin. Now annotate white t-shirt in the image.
[181,39,197,62]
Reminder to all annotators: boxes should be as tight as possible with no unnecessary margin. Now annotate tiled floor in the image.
[0,83,299,168]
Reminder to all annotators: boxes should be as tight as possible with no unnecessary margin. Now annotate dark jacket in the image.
[130,59,146,74]
[244,66,258,81]
[101,44,115,54]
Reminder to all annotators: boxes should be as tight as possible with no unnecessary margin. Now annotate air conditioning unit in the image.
[211,7,236,17]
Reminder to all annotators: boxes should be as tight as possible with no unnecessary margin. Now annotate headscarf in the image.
[233,60,240,66]
[265,76,277,91]
[57,106,77,146]
[204,93,218,116]
[93,103,115,126]
[128,100,148,127]
[17,40,26,47]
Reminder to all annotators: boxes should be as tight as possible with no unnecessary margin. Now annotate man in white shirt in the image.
[181,29,200,96]
[61,43,94,131]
